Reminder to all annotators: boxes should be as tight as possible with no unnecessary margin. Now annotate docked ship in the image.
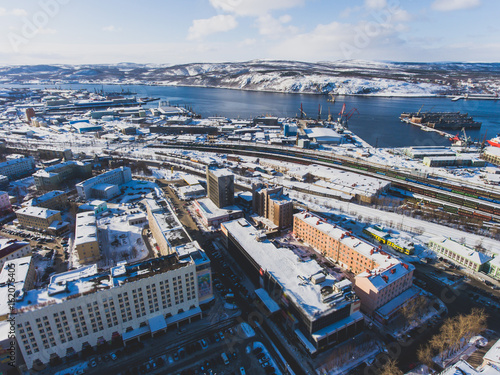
[487,136,500,148]
[400,111,481,130]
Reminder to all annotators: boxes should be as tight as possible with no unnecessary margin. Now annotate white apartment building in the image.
[76,167,132,200]
[14,254,201,369]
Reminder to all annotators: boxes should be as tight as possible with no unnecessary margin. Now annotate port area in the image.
[400,116,455,138]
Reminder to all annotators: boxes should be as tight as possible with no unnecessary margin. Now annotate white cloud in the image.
[364,0,387,10]
[187,15,237,41]
[209,0,304,16]
[102,25,122,32]
[431,0,481,11]
[256,14,297,37]
[272,20,407,61]
[0,7,28,16]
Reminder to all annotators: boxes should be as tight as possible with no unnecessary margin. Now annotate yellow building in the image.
[16,207,62,231]
[74,212,100,264]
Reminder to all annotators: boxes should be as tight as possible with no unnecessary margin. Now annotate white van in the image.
[221,352,229,365]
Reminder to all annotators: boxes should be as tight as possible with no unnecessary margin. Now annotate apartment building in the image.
[74,212,100,264]
[206,167,234,208]
[76,167,132,200]
[221,219,363,354]
[0,238,31,270]
[33,161,92,191]
[252,183,293,230]
[38,148,73,161]
[293,211,415,322]
[14,255,201,369]
[15,207,62,232]
[0,156,35,180]
[25,190,68,211]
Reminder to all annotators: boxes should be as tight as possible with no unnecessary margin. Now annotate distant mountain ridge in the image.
[1,60,499,97]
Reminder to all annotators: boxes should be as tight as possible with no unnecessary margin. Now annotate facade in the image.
[483,146,500,166]
[293,212,415,320]
[38,148,73,161]
[428,237,492,272]
[221,219,363,354]
[252,183,293,230]
[193,198,243,228]
[0,256,35,370]
[422,155,486,168]
[0,239,31,270]
[76,167,132,200]
[488,257,500,281]
[174,241,214,305]
[14,255,202,368]
[74,212,100,264]
[0,191,12,214]
[33,161,92,191]
[26,190,68,211]
[206,167,234,208]
[0,156,35,180]
[15,207,62,231]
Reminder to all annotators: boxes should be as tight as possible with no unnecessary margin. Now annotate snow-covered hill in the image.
[1,60,500,97]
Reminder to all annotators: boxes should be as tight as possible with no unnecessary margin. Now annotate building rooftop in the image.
[14,254,190,314]
[174,241,210,266]
[295,212,404,271]
[208,167,233,178]
[222,218,356,319]
[26,190,65,206]
[195,198,242,220]
[0,256,32,316]
[16,206,60,219]
[0,238,30,259]
[430,236,492,265]
[146,199,191,248]
[484,338,500,366]
[74,212,98,246]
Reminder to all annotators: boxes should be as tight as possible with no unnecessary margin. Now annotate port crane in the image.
[338,103,359,127]
[298,103,307,119]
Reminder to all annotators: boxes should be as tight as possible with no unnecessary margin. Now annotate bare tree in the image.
[379,358,403,375]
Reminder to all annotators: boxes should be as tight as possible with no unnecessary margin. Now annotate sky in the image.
[0,0,499,65]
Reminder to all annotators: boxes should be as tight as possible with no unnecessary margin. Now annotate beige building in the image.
[482,146,500,166]
[252,183,293,229]
[74,212,100,264]
[146,199,189,256]
[14,256,202,369]
[16,207,62,231]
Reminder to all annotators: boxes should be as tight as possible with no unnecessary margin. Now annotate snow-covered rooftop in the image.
[74,212,98,246]
[429,236,492,265]
[14,254,189,314]
[222,218,355,319]
[16,206,60,219]
[195,198,242,220]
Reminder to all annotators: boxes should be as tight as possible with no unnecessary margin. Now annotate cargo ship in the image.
[400,111,481,130]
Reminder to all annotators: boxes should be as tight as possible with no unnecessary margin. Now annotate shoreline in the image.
[1,81,449,99]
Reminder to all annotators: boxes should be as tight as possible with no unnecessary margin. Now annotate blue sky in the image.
[0,0,498,65]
